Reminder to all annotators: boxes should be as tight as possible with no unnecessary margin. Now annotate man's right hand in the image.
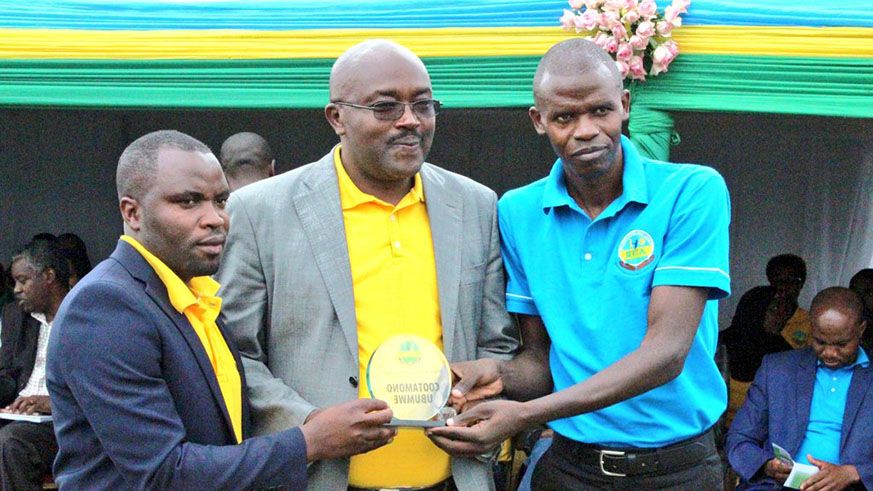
[763,458,792,482]
[300,398,396,462]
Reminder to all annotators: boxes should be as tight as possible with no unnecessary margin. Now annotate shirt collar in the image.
[541,135,649,214]
[29,312,50,328]
[816,347,870,370]
[120,235,221,315]
[334,144,424,211]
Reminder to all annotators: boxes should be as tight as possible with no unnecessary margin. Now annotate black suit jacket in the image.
[0,302,41,406]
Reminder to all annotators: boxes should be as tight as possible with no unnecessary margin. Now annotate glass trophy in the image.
[366,334,453,427]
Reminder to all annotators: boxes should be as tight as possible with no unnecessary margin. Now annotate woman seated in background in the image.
[719,285,795,426]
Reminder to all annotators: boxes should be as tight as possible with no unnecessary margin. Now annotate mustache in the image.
[388,131,423,144]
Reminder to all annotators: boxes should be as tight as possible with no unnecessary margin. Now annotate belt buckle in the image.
[599,449,627,477]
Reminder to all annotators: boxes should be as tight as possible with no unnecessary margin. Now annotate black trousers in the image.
[0,421,57,491]
[531,430,724,491]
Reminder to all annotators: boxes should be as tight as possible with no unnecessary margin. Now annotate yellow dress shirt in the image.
[334,147,451,488]
[121,235,242,444]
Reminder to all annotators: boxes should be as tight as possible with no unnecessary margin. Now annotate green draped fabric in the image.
[626,82,680,161]
[1,55,871,119]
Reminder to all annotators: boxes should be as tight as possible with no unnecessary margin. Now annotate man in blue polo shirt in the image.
[429,38,730,488]
[726,287,872,490]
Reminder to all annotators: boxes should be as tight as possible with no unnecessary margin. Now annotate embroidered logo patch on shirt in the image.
[617,230,656,271]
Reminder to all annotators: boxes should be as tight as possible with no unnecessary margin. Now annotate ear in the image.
[621,88,631,122]
[119,196,143,232]
[42,267,56,285]
[528,106,547,136]
[324,103,346,137]
[268,159,276,177]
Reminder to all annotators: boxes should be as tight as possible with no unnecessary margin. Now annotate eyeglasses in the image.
[333,99,441,121]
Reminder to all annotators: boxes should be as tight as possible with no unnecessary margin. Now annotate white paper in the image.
[771,443,819,489]
[0,412,52,423]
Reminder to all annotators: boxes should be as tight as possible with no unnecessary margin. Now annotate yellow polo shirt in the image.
[120,235,243,444]
[781,307,811,348]
[335,147,451,488]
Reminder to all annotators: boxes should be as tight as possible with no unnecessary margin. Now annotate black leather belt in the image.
[552,429,715,477]
[348,477,454,491]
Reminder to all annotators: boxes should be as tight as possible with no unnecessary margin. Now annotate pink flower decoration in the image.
[650,61,668,77]
[636,20,655,37]
[604,36,619,53]
[591,32,610,48]
[652,44,676,66]
[612,24,628,40]
[615,60,630,78]
[568,0,585,9]
[600,10,620,27]
[665,39,680,56]
[638,0,657,17]
[656,20,673,35]
[579,10,599,30]
[616,43,633,61]
[585,0,605,9]
[560,9,576,30]
[672,0,691,13]
[621,9,640,24]
[629,34,648,50]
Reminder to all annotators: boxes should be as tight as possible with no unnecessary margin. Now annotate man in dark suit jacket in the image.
[726,287,872,490]
[47,130,396,490]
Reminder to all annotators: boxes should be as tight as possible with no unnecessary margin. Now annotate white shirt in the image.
[18,312,51,397]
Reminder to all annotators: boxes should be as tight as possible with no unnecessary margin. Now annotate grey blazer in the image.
[215,148,518,490]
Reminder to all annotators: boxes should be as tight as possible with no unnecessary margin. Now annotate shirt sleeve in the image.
[498,197,539,316]
[652,166,731,300]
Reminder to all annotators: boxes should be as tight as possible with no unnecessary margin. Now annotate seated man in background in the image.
[47,130,395,489]
[766,253,811,348]
[219,131,276,192]
[0,239,70,490]
[849,268,873,352]
[726,287,872,490]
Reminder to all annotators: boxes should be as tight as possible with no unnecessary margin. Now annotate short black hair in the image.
[56,233,92,280]
[810,286,864,324]
[12,239,71,291]
[219,132,274,175]
[117,130,212,201]
[766,254,807,283]
[849,268,873,290]
[533,38,622,103]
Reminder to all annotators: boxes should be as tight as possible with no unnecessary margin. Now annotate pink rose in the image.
[604,36,619,53]
[629,54,644,73]
[650,61,668,77]
[615,60,630,78]
[665,39,680,56]
[653,44,676,65]
[629,34,648,50]
[612,24,628,40]
[636,20,655,37]
[664,5,680,22]
[591,32,610,48]
[600,10,620,27]
[638,0,657,17]
[672,0,691,14]
[585,0,604,9]
[579,10,599,30]
[616,42,633,61]
[560,9,576,30]
[621,9,640,24]
[568,0,585,9]
[656,20,673,35]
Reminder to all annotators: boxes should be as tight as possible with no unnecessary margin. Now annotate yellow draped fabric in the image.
[1,26,871,59]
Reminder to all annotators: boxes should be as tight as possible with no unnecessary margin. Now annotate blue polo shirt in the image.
[795,348,870,465]
[499,136,731,447]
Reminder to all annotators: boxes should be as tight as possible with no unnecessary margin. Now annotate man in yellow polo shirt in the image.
[216,40,519,490]
[47,130,396,489]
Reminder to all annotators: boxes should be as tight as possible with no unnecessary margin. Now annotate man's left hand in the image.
[426,400,526,457]
[448,359,504,413]
[800,455,860,491]
[5,396,51,415]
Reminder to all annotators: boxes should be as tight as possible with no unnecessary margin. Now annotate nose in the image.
[573,116,600,141]
[394,103,421,129]
[201,202,228,229]
[13,282,22,294]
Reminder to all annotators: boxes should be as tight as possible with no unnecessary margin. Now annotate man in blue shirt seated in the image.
[726,287,872,490]
[429,37,731,489]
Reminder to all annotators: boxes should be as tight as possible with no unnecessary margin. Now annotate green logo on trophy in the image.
[366,334,452,427]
